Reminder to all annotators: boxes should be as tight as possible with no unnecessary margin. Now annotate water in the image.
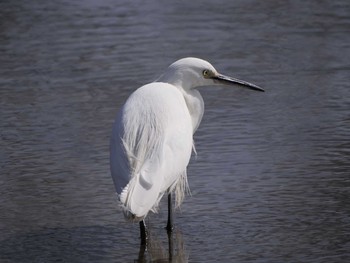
[1,0,349,262]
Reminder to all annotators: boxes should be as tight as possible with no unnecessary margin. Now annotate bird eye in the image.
[203,70,210,78]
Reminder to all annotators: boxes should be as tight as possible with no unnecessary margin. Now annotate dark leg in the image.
[137,238,146,262]
[167,228,173,261]
[139,220,147,246]
[166,192,173,232]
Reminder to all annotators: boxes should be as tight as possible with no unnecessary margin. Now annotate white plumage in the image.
[110,57,263,225]
[110,82,193,219]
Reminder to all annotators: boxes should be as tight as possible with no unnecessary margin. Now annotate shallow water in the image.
[1,0,349,262]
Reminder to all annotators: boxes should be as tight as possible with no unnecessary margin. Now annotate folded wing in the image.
[110,83,193,220]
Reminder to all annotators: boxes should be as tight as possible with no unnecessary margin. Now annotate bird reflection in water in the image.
[135,227,188,263]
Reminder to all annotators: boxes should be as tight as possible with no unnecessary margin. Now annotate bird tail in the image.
[119,162,164,222]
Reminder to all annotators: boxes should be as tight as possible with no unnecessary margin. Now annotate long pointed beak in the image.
[214,74,265,92]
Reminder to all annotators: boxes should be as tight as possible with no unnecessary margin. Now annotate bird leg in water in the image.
[167,227,174,261]
[139,220,147,245]
[166,192,173,232]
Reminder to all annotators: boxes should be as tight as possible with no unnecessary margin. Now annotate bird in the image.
[110,57,264,243]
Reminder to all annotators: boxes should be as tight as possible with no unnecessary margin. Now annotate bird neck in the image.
[180,89,204,133]
[156,70,204,133]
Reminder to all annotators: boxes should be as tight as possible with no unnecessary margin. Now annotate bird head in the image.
[157,57,264,92]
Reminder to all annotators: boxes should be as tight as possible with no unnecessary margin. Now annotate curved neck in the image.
[181,89,204,133]
[156,69,204,133]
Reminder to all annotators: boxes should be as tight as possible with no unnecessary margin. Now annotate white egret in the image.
[110,57,264,243]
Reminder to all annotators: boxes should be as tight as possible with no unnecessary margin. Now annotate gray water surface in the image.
[1,0,349,262]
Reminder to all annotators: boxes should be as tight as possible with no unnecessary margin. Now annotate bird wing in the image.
[110,83,193,219]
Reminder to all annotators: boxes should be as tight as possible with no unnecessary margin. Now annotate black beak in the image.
[213,74,265,92]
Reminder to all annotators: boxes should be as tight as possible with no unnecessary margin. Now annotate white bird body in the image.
[110,57,263,224]
[110,82,200,219]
